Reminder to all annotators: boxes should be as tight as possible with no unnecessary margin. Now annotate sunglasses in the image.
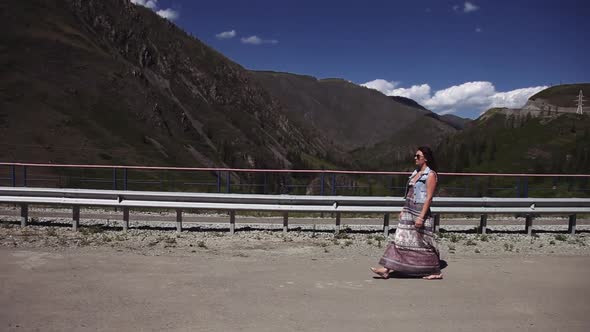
[414,154,424,159]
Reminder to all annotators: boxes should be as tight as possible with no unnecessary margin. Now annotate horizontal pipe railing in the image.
[1,161,589,177]
[3,162,590,199]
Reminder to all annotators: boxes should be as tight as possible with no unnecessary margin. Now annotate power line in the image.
[575,90,585,115]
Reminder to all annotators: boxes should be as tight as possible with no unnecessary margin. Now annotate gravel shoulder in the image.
[1,212,589,258]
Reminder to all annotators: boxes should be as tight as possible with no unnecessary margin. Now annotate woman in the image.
[371,146,442,280]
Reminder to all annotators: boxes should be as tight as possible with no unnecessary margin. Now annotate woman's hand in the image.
[415,216,425,228]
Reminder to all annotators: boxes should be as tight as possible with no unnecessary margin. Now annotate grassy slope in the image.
[436,111,590,197]
[529,83,590,107]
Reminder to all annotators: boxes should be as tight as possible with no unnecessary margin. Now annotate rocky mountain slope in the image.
[250,71,462,152]
[0,0,334,172]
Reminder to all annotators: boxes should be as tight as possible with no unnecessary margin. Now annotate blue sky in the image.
[131,0,589,118]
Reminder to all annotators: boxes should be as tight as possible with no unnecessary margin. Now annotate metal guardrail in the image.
[1,187,589,236]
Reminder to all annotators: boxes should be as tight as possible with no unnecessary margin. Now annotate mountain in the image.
[1,0,469,185]
[390,96,470,130]
[529,83,590,108]
[0,0,334,173]
[349,113,459,171]
[389,96,428,111]
[250,71,460,155]
[439,114,471,130]
[388,96,471,130]
[436,84,590,176]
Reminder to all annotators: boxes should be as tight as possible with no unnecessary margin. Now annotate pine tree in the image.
[489,140,497,161]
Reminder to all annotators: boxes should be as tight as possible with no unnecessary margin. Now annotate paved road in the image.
[1,247,589,331]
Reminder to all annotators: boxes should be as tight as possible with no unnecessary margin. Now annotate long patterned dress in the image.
[378,184,441,276]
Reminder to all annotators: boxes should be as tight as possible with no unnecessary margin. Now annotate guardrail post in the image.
[383,213,390,237]
[334,212,341,234]
[72,206,80,231]
[122,207,129,231]
[176,209,182,233]
[11,165,16,187]
[283,212,288,233]
[525,215,533,236]
[478,214,487,234]
[320,173,325,195]
[226,172,231,193]
[229,210,235,235]
[23,166,27,187]
[433,214,440,233]
[20,203,28,227]
[123,168,128,190]
[568,214,577,235]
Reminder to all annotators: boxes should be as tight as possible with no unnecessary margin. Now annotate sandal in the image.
[370,267,391,279]
[422,274,443,280]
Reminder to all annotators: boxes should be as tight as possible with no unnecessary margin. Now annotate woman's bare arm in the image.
[415,172,437,227]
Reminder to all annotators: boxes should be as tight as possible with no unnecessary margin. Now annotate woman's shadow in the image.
[376,260,448,279]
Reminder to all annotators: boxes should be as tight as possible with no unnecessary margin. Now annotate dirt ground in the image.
[1,217,590,331]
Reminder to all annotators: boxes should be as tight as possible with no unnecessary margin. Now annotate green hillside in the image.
[529,83,590,107]
[436,110,590,197]
[438,112,589,174]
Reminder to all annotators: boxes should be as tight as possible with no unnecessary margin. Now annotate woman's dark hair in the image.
[418,146,438,172]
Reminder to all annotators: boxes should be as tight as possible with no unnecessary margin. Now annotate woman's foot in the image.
[422,274,443,280]
[370,267,391,279]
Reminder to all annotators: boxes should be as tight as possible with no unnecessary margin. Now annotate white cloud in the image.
[241,36,262,45]
[241,35,278,45]
[424,82,495,113]
[361,80,431,104]
[131,0,179,21]
[475,27,482,32]
[453,2,479,14]
[361,79,399,94]
[392,84,432,103]
[216,30,237,39]
[156,8,179,20]
[131,0,158,10]
[464,1,479,13]
[361,79,547,117]
[488,86,548,108]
